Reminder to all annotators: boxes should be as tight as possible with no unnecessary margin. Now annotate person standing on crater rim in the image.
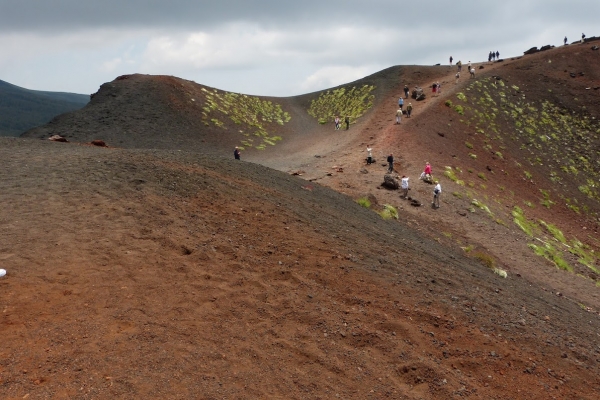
[564,36,568,45]
[449,56,453,66]
[234,146,241,160]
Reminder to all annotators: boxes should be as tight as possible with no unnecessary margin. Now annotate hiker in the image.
[401,175,409,198]
[581,33,586,43]
[564,36,568,45]
[449,56,453,66]
[420,162,432,180]
[432,82,437,96]
[404,85,409,99]
[345,115,350,130]
[433,181,442,208]
[234,146,241,160]
[398,97,404,110]
[406,102,413,118]
[455,71,460,83]
[470,67,475,78]
[387,153,394,173]
[437,82,441,96]
[334,116,340,130]
[366,146,373,165]
[457,60,462,72]
[467,61,471,71]
[396,108,402,124]
[496,50,500,59]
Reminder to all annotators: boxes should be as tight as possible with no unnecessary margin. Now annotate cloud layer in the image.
[0,1,598,96]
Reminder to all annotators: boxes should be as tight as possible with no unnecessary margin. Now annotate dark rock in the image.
[592,45,599,51]
[540,45,554,51]
[410,199,422,207]
[91,140,107,147]
[437,132,445,137]
[411,87,426,101]
[382,174,400,190]
[524,47,539,55]
[478,65,484,69]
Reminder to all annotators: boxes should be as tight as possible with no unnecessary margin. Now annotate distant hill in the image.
[0,79,88,136]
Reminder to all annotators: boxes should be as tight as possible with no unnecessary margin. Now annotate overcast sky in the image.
[0,1,598,97]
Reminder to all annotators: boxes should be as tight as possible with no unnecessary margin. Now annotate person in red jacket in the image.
[420,162,432,180]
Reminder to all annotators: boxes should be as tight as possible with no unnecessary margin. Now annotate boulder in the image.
[411,87,426,101]
[540,45,554,52]
[523,47,539,55]
[91,140,107,147]
[382,174,400,190]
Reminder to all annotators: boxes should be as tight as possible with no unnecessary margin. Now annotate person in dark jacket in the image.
[234,146,241,160]
[387,153,394,173]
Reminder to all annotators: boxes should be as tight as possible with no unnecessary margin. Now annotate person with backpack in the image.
[404,85,409,99]
[406,102,413,118]
[387,153,394,173]
[234,146,241,160]
[344,115,350,130]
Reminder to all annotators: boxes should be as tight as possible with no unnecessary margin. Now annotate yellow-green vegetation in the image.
[201,88,290,149]
[445,100,453,107]
[512,206,538,236]
[461,244,475,252]
[454,77,600,212]
[465,142,473,149]
[469,153,477,159]
[473,251,495,269]
[453,105,465,115]
[477,172,487,181]
[528,242,572,272]
[471,199,492,215]
[379,204,399,220]
[307,85,375,125]
[539,189,555,208]
[356,197,371,208]
[444,166,465,186]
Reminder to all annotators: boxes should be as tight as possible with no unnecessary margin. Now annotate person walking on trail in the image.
[387,153,394,173]
[406,102,413,118]
[234,146,241,160]
[467,61,471,71]
[334,116,340,130]
[496,50,499,59]
[366,146,373,165]
[449,56,453,66]
[436,82,442,96]
[344,115,350,130]
[396,108,402,124]
[457,60,462,72]
[432,82,437,96]
[433,181,442,208]
[401,175,409,198]
[470,67,475,78]
[455,71,460,83]
[404,85,409,99]
[398,97,404,110]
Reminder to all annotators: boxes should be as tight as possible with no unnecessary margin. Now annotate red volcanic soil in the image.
[3,41,600,399]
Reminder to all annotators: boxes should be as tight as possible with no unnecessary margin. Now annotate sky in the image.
[0,1,598,97]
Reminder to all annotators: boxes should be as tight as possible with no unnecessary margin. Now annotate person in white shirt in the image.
[433,181,442,208]
[366,146,373,165]
[401,175,409,198]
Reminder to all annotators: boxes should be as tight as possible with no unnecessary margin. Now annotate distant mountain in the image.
[0,79,89,136]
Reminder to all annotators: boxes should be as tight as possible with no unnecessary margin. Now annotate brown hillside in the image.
[4,41,600,399]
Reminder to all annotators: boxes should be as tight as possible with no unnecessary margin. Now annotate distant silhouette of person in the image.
[467,61,471,71]
[455,71,460,83]
[436,82,441,96]
[404,85,409,99]
[581,33,586,43]
[457,60,462,72]
[387,153,394,173]
[406,102,413,118]
[234,146,241,160]
[496,50,499,59]
[344,115,350,130]
[564,36,568,45]
[449,56,453,65]
[432,82,437,96]
[488,51,492,62]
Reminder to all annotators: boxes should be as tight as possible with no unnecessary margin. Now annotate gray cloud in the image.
[0,1,598,96]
